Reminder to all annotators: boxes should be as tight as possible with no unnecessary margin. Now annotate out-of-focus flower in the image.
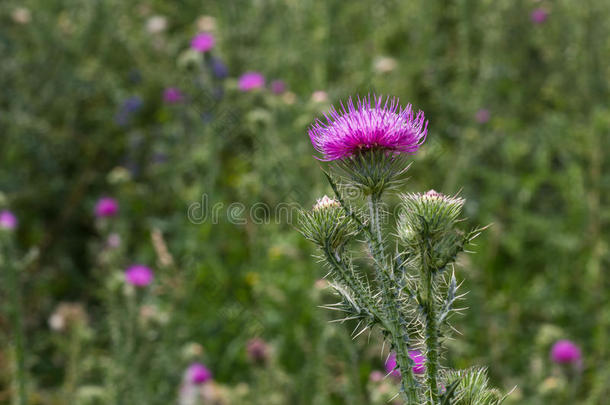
[369,370,384,382]
[106,233,121,249]
[94,197,119,218]
[314,279,328,290]
[211,58,228,79]
[191,33,215,52]
[182,342,205,359]
[551,340,582,365]
[475,108,490,124]
[311,90,328,103]
[374,56,397,73]
[238,72,265,91]
[385,351,426,378]
[123,96,143,113]
[125,265,154,287]
[246,338,270,364]
[270,80,286,94]
[48,302,88,332]
[531,8,548,24]
[197,16,217,32]
[12,7,31,24]
[186,362,212,384]
[282,91,297,105]
[308,95,427,161]
[146,15,168,34]
[163,87,184,104]
[0,210,18,230]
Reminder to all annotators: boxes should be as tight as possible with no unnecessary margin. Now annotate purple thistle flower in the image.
[531,8,548,24]
[270,80,286,94]
[186,362,212,384]
[94,197,119,218]
[125,265,154,287]
[0,210,18,230]
[238,72,265,92]
[163,87,184,104]
[385,351,426,378]
[551,340,582,365]
[308,95,427,161]
[191,32,215,52]
[475,108,490,124]
[123,96,143,113]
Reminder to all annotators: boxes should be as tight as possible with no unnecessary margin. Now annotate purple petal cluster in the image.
[191,33,215,52]
[163,87,184,104]
[385,350,426,378]
[308,95,427,161]
[238,72,265,92]
[0,210,18,230]
[186,362,212,384]
[95,197,119,218]
[125,264,154,287]
[551,340,582,365]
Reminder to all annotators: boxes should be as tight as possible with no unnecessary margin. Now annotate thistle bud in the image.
[398,190,465,242]
[298,196,357,251]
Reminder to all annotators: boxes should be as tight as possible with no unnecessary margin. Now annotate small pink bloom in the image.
[551,340,582,365]
[191,33,215,52]
[0,210,18,230]
[270,80,286,94]
[475,108,490,124]
[163,87,184,104]
[107,233,121,248]
[369,370,384,382]
[186,362,212,384]
[531,8,548,24]
[238,72,265,92]
[385,350,426,378]
[125,265,154,287]
[95,197,119,218]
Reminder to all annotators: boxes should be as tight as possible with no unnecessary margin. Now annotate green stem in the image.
[367,195,419,404]
[3,237,28,405]
[422,252,440,404]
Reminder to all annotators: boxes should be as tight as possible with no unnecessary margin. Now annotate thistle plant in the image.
[299,95,507,404]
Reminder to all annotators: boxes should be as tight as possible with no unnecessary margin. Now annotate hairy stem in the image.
[367,195,419,404]
[422,250,440,404]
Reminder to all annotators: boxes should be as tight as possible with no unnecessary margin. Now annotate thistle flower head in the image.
[246,338,270,364]
[299,196,357,251]
[398,190,465,240]
[551,340,582,365]
[531,8,549,24]
[191,33,215,52]
[308,95,427,162]
[163,87,184,104]
[238,72,265,92]
[95,197,119,218]
[125,264,154,287]
[186,362,212,384]
[0,210,17,230]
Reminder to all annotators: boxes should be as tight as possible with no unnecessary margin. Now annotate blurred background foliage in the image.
[0,0,609,404]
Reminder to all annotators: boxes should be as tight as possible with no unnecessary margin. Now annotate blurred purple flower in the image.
[238,72,265,92]
[163,87,184,104]
[0,210,18,230]
[270,80,286,94]
[385,351,426,378]
[369,370,384,382]
[95,197,119,218]
[186,362,212,384]
[531,8,548,24]
[125,265,154,287]
[551,340,582,365]
[211,58,228,79]
[191,33,215,52]
[308,95,427,161]
[246,338,269,364]
[123,96,143,113]
[475,108,490,124]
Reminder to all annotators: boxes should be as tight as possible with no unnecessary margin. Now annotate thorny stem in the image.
[421,243,440,404]
[367,194,419,404]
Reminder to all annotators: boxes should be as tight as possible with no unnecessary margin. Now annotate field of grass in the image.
[1,0,609,404]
